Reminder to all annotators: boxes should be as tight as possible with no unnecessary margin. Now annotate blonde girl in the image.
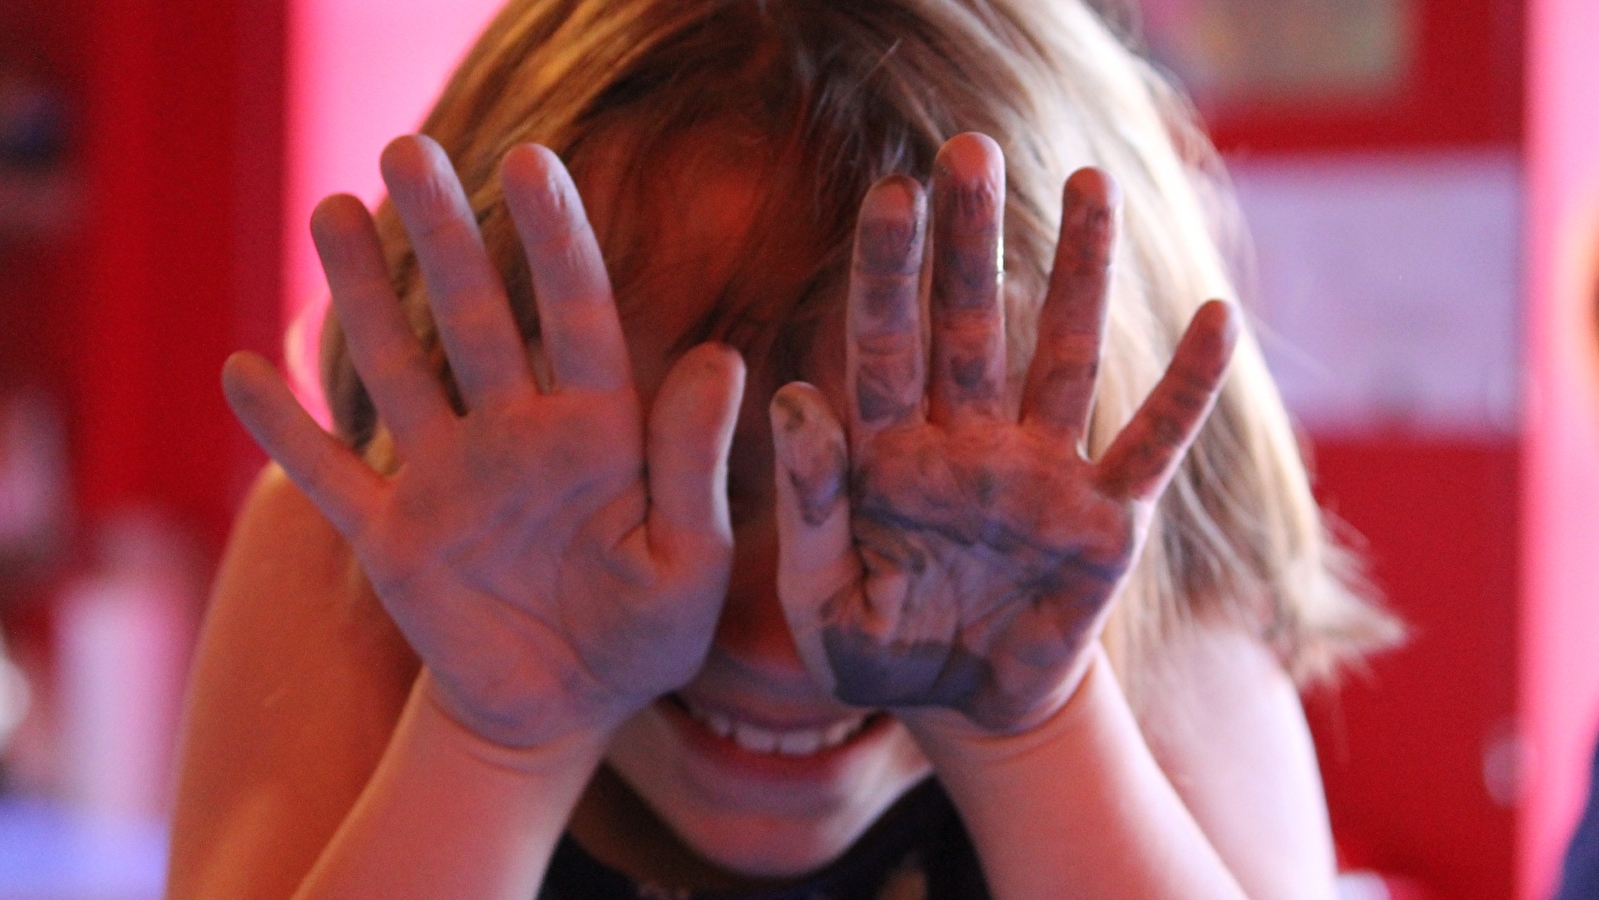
[166,2,1396,898]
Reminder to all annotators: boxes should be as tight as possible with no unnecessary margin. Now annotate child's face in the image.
[568,134,934,877]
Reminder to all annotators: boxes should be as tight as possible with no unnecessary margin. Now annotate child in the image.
[165,1,1398,898]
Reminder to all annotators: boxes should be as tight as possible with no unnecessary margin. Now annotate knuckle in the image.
[855,217,923,276]
[852,273,918,323]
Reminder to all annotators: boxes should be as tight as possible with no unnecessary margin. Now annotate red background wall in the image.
[1205,0,1528,896]
[0,0,284,551]
[0,0,283,808]
[73,0,284,544]
[1206,0,1523,154]
[1305,442,1519,896]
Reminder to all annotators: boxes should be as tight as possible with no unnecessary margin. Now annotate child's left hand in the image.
[770,133,1238,735]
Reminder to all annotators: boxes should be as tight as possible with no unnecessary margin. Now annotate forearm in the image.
[292,670,607,900]
[906,647,1248,900]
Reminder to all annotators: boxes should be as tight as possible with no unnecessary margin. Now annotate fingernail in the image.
[934,132,1003,184]
[934,134,1004,230]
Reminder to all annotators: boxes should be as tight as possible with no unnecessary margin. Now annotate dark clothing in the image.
[1558,738,1599,900]
[539,779,989,900]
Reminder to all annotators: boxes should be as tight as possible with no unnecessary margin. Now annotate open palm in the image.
[772,134,1237,734]
[224,137,744,748]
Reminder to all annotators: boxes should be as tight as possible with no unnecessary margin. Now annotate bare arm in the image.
[165,466,419,900]
[905,624,1337,900]
[288,669,607,899]
[1139,622,1339,900]
[906,647,1245,900]
[166,470,606,900]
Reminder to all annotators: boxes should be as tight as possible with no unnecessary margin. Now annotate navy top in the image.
[538,779,989,900]
[1558,736,1599,900]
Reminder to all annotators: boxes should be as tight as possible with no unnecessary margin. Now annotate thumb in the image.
[770,382,860,696]
[646,342,745,549]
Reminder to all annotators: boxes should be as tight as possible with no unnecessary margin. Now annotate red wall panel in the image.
[1307,439,1519,899]
[73,0,282,551]
[1208,0,1523,155]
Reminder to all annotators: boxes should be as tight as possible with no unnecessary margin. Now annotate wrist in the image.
[415,668,614,778]
[897,648,1247,900]
[899,644,1107,770]
[291,670,611,897]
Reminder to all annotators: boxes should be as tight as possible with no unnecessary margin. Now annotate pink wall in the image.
[284,0,503,422]
[1521,0,1599,895]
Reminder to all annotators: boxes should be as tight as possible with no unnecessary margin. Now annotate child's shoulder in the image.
[221,466,371,614]
[231,463,349,568]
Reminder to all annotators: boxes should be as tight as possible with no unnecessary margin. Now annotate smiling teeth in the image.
[679,700,869,756]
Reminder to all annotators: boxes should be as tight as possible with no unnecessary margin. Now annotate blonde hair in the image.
[320,0,1399,699]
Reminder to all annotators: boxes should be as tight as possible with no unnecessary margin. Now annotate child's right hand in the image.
[769,136,1237,737]
[221,136,745,750]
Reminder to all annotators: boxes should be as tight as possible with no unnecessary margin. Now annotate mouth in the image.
[666,693,881,759]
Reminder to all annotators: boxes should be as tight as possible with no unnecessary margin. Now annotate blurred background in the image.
[0,0,1595,898]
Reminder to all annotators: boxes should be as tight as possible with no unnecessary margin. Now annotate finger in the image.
[382,135,532,408]
[1096,300,1239,501]
[1022,168,1119,443]
[311,194,453,454]
[646,343,746,545]
[929,133,1007,426]
[501,144,631,393]
[222,352,384,537]
[770,382,859,697]
[847,175,927,444]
